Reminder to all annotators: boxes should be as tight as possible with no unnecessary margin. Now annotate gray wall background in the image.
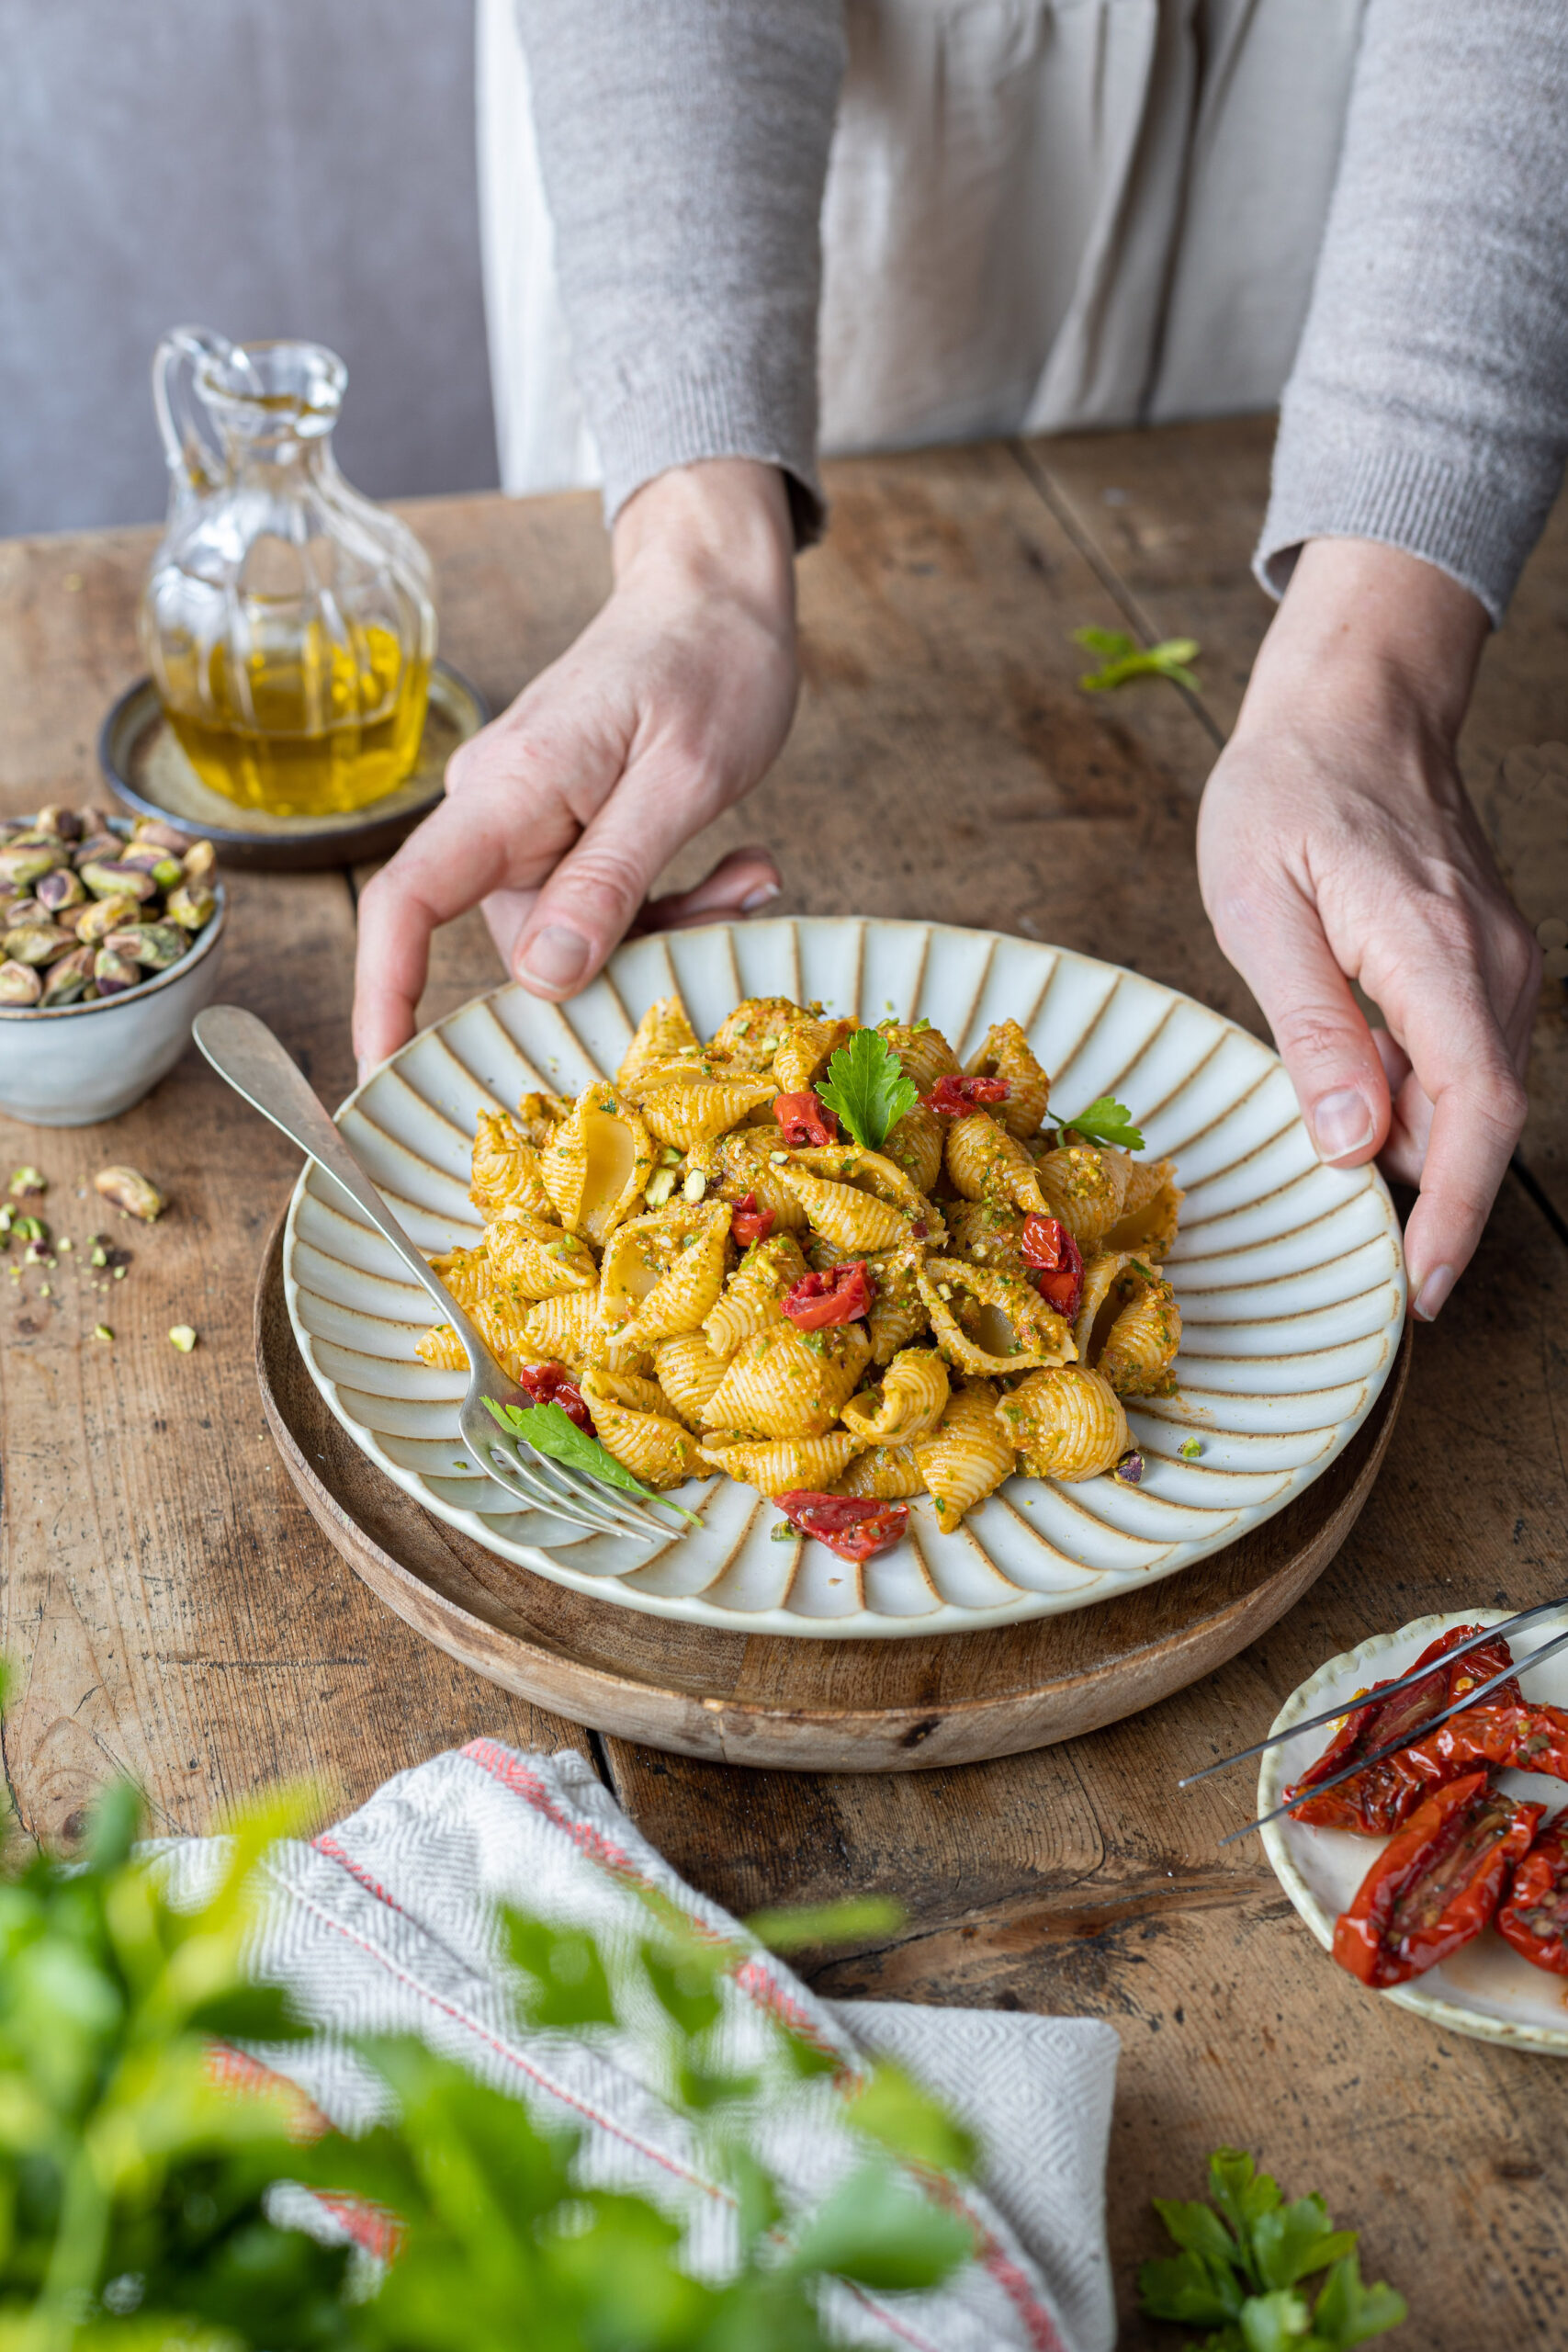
[0,0,499,536]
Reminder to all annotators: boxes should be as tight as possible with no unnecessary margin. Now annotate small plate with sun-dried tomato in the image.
[1261,1611,1568,2053]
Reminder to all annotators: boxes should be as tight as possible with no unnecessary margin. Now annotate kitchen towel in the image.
[157,1739,1118,2352]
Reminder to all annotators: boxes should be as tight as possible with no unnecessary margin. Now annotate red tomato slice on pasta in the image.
[729,1192,775,1247]
[783,1261,874,1329]
[1021,1215,1084,1322]
[518,1362,594,1434]
[922,1073,1010,1115]
[774,1091,839,1147]
[776,1491,909,1562]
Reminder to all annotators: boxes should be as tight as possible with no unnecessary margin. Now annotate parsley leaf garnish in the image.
[815,1029,919,1152]
[1073,626,1201,694]
[1058,1095,1145,1151]
[483,1396,698,1521]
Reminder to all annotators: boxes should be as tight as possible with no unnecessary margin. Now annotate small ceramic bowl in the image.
[0,820,226,1127]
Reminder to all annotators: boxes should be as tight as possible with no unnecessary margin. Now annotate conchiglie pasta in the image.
[945,1111,1047,1216]
[837,1443,925,1500]
[580,1371,705,1488]
[881,1099,944,1194]
[428,1244,491,1316]
[775,1165,910,1254]
[1032,1145,1130,1249]
[912,1379,1014,1534]
[878,1021,961,1094]
[616,995,700,1094]
[518,1290,607,1374]
[998,1364,1128,1481]
[486,1211,598,1299]
[1101,1156,1184,1261]
[710,997,804,1069]
[943,1199,1029,1279]
[540,1087,654,1246]
[917,1258,1074,1378]
[415,1324,468,1372]
[698,1432,861,1498]
[638,1073,778,1149]
[469,1110,554,1221]
[598,1200,731,1349]
[653,1332,733,1428]
[716,1127,810,1230]
[703,1232,808,1358]
[514,1089,572,1147]
[773,1015,857,1095]
[1097,1263,1181,1398]
[701,1317,871,1440]
[865,1248,929,1365]
[840,1349,950,1445]
[964,1020,1049,1138]
[1073,1250,1134,1363]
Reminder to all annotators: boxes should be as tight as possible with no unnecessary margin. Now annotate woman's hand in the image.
[353,458,798,1078]
[1198,537,1540,1321]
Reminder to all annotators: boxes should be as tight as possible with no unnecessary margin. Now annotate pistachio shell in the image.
[39,945,95,1004]
[93,1164,165,1220]
[0,960,42,1005]
[93,947,141,996]
[34,868,85,913]
[4,922,75,967]
[76,894,142,944]
[164,882,217,931]
[78,860,158,904]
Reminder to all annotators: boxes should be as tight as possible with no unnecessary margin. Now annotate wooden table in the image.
[3,418,1565,2346]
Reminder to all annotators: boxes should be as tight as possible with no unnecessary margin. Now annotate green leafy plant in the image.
[1072,626,1201,694]
[1055,1095,1145,1151]
[1140,2147,1406,2351]
[0,1765,974,2352]
[482,1395,698,1521]
[815,1031,919,1153]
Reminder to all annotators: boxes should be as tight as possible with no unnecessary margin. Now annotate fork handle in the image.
[193,1004,476,1337]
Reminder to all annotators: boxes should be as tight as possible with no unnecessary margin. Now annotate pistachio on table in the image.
[94,1164,165,1222]
[8,1168,45,1198]
[0,808,219,1010]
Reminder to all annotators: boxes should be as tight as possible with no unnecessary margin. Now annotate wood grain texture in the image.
[258,1216,1411,1770]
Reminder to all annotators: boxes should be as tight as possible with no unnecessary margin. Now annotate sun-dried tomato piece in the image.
[1287,1624,1524,1834]
[1497,1813,1568,1975]
[922,1073,1011,1116]
[729,1192,775,1248]
[783,1261,874,1329]
[1332,1771,1543,1988]
[1021,1214,1084,1322]
[517,1362,594,1434]
[774,1091,839,1148]
[776,1490,909,1562]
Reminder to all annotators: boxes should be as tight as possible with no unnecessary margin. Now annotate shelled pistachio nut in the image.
[0,960,42,1006]
[118,846,185,888]
[3,896,42,927]
[182,838,217,883]
[73,831,121,866]
[0,842,67,889]
[34,805,84,842]
[94,1164,165,1221]
[4,922,76,967]
[103,922,186,970]
[35,867,86,913]
[75,893,143,944]
[78,860,159,903]
[164,882,217,931]
[130,818,190,854]
[93,947,141,996]
[39,944,95,1004]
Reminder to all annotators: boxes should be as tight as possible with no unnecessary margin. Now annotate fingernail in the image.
[740,883,782,914]
[1310,1088,1375,1161]
[519,925,591,990]
[1413,1264,1456,1323]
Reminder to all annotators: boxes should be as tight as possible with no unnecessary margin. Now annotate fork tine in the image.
[467,1435,637,1539]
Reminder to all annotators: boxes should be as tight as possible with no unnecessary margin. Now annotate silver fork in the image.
[194,1004,674,1543]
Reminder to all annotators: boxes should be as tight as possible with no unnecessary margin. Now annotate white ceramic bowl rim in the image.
[0,812,225,1022]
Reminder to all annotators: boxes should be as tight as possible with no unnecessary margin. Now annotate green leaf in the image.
[1239,2288,1316,2351]
[787,2161,972,2291]
[1072,624,1201,694]
[483,1394,697,1521]
[848,2063,977,2177]
[641,1940,724,2039]
[83,1779,142,1871]
[505,1912,617,2029]
[814,1030,919,1153]
[1313,2254,1409,2348]
[1153,2194,1245,2275]
[744,1895,906,1953]
[1253,2196,1359,2291]
[1058,1094,1145,1150]
[1209,2147,1282,2289]
[1138,2249,1244,2327]
[183,1982,315,2044]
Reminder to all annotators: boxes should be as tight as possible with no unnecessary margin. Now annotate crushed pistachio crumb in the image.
[57,1237,72,1252]
[94,1324,113,1342]
[682,1169,707,1204]
[770,1521,795,1542]
[168,1325,197,1352]
[1179,1436,1201,1460]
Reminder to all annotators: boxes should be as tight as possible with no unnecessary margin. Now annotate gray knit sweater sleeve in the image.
[1258,0,1568,627]
[512,0,844,541]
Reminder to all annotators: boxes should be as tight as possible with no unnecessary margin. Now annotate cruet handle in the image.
[152,325,236,497]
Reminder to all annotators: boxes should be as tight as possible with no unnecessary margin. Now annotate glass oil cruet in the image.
[140,326,436,818]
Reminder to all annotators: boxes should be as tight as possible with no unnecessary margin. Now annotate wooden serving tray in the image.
[257,1220,1412,1772]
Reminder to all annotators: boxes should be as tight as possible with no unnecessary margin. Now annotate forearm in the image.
[513,0,845,541]
[1259,0,1568,625]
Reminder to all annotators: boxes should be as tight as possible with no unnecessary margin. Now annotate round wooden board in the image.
[257,1219,1412,1772]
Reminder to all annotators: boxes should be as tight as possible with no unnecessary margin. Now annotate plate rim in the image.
[283,915,1408,1641]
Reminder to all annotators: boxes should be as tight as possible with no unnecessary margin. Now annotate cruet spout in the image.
[152,325,252,503]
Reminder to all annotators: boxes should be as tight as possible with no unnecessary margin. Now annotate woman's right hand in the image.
[352,458,799,1080]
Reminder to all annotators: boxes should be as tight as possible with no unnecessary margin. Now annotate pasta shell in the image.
[518,1291,608,1374]
[716,1126,810,1231]
[879,1020,961,1094]
[697,1432,861,1498]
[964,1019,1049,1138]
[639,1074,778,1148]
[653,1332,733,1428]
[917,1257,1075,1377]
[912,1378,1014,1533]
[428,1244,491,1315]
[945,1112,1047,1215]
[998,1365,1128,1481]
[775,1165,910,1254]
[709,997,805,1069]
[469,1109,554,1221]
[514,1089,573,1147]
[415,1323,468,1372]
[703,1232,809,1359]
[616,994,699,1094]
[424,1245,544,1383]
[840,1348,950,1445]
[1098,1263,1182,1398]
[581,1367,673,1418]
[944,1198,1029,1278]
[580,1371,705,1489]
[865,1247,930,1365]
[1032,1145,1130,1249]
[598,1199,732,1348]
[486,1211,598,1299]
[779,1144,941,1253]
[1102,1155,1184,1261]
[882,1099,944,1194]
[1073,1250,1135,1363]
[773,1015,859,1094]
[540,1086,654,1246]
[701,1317,871,1440]
[837,1443,925,1500]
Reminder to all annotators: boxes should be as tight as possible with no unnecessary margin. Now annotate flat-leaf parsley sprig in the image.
[1073,625,1201,694]
[816,1029,919,1152]
[483,1396,699,1522]
[1056,1095,1145,1151]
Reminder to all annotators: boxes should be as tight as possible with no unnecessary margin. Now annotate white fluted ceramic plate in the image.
[283,918,1406,1637]
[1261,1613,1568,2053]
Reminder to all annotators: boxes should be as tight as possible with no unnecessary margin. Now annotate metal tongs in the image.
[1179,1597,1568,1845]
[196,1005,681,1543]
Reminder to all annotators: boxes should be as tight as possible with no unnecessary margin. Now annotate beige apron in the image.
[479,0,1367,497]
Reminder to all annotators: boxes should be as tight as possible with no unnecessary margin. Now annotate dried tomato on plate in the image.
[783,1261,874,1329]
[1331,1770,1544,1988]
[774,1091,839,1148]
[922,1073,1010,1116]
[776,1490,908,1562]
[517,1362,594,1434]
[1496,1814,1568,1974]
[1286,1623,1523,1834]
[728,1192,775,1248]
[1021,1214,1084,1323]
[1398,1700,1568,1787]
